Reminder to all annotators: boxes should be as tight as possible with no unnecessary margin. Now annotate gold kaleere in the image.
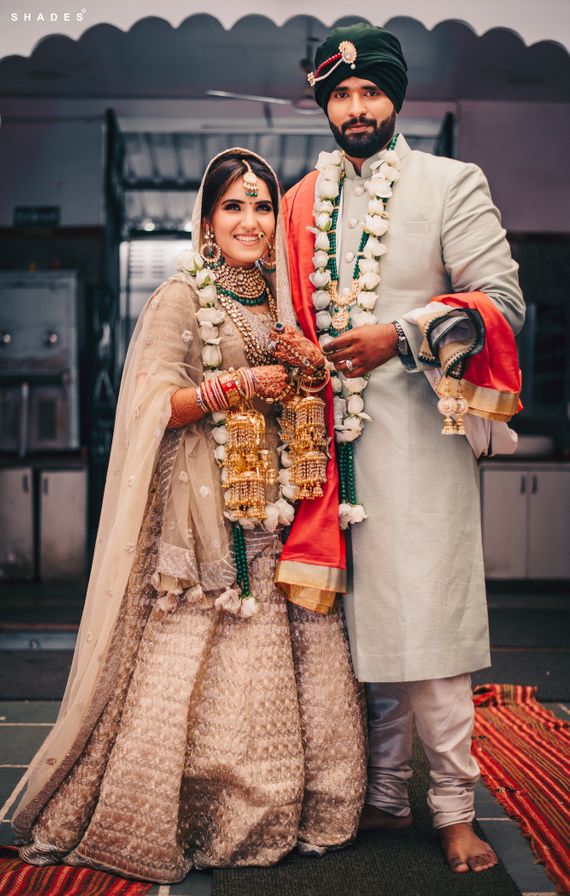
[224,405,276,520]
[287,391,330,499]
[268,322,332,501]
[278,395,300,445]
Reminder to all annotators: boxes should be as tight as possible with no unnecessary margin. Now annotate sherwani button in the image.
[345,251,355,263]
[349,218,358,229]
[353,185,364,197]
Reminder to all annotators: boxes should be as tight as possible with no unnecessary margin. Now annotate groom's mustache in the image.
[342,117,377,132]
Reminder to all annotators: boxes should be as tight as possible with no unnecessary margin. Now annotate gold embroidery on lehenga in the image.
[16,277,367,883]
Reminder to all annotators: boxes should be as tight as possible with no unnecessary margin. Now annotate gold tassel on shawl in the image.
[437,377,469,435]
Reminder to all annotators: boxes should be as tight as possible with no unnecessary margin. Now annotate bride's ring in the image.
[344,359,354,371]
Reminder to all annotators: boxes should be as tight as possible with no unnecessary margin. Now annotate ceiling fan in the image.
[207,37,320,115]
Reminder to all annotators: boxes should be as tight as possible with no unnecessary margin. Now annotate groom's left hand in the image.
[323,324,398,377]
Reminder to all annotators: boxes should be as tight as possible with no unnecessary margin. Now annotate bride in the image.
[12,149,366,883]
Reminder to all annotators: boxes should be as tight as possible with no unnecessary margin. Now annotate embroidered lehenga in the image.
[12,150,366,884]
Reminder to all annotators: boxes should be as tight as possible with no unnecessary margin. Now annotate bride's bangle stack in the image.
[196,367,256,413]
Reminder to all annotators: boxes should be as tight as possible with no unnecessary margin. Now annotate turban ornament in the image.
[307,40,358,86]
[309,24,408,113]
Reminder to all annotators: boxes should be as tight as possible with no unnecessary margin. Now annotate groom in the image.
[282,23,525,873]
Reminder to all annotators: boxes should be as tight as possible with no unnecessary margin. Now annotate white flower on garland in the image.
[312,289,331,310]
[315,232,330,252]
[310,142,401,525]
[316,149,343,170]
[197,307,225,326]
[309,269,331,289]
[240,596,259,618]
[175,249,204,275]
[339,502,368,530]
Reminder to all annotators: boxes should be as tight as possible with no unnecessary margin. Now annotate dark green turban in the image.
[312,24,408,113]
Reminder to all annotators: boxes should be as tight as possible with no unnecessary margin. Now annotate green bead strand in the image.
[216,285,268,307]
[232,523,251,597]
[346,443,358,505]
[337,443,350,503]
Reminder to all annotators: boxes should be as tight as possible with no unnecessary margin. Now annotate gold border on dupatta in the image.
[274,559,347,615]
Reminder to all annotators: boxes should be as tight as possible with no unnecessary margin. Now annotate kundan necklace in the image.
[309,134,401,529]
[214,260,270,307]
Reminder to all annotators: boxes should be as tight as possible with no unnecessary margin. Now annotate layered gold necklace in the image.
[214,263,277,366]
[215,262,269,306]
[217,292,276,366]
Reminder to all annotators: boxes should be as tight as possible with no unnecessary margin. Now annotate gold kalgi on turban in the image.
[309,23,408,112]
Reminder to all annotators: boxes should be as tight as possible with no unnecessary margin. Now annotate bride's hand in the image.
[250,364,290,401]
[269,324,324,371]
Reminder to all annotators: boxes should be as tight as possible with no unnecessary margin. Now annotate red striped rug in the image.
[0,846,152,895]
[473,683,570,894]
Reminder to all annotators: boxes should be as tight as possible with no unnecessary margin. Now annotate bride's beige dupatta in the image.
[12,148,296,838]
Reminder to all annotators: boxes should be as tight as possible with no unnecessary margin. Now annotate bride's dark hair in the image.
[201,153,280,222]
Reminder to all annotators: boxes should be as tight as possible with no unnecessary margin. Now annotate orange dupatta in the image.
[275,172,347,614]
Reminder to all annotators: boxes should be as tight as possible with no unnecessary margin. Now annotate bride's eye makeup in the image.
[221,200,273,213]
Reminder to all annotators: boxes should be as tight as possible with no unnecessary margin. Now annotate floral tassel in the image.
[231,523,259,618]
[337,442,367,530]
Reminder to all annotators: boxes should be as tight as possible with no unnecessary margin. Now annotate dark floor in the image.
[0,582,567,895]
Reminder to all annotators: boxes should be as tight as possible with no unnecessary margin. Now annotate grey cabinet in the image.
[0,467,34,579]
[0,465,87,581]
[481,463,570,579]
[526,470,570,578]
[40,470,87,580]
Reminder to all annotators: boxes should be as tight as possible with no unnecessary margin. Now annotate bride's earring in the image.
[259,235,276,273]
[200,228,223,266]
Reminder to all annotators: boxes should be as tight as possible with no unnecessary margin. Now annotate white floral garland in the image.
[172,249,301,617]
[309,145,401,528]
[175,249,297,535]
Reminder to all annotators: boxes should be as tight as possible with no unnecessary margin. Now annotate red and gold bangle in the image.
[209,375,227,411]
[200,377,227,412]
[218,372,242,409]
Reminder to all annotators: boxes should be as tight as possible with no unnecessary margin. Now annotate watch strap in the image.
[392,320,416,370]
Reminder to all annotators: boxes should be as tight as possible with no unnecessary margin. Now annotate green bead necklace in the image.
[216,284,268,307]
[232,522,251,598]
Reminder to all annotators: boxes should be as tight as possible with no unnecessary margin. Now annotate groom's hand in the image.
[323,324,398,377]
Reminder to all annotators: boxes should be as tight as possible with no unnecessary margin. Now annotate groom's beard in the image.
[328,110,397,158]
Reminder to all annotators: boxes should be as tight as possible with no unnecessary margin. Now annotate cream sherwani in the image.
[336,134,524,684]
[331,133,524,825]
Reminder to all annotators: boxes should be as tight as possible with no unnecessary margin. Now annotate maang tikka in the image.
[242,159,259,197]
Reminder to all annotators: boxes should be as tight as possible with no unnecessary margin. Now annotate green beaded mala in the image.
[232,523,252,599]
[216,284,269,307]
[337,442,358,506]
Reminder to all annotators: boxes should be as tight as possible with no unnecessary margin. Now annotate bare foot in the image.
[439,822,498,873]
[358,803,414,832]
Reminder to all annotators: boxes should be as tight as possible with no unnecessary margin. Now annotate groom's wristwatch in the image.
[391,320,415,370]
